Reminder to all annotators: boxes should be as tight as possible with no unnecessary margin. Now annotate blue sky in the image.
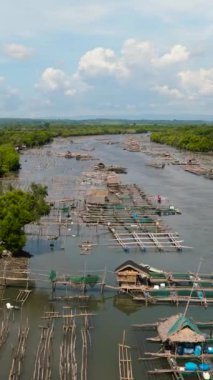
[0,0,212,119]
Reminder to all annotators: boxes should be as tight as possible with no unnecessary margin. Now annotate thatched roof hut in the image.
[157,314,205,343]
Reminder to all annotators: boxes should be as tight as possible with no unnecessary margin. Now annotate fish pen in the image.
[22,161,185,254]
[50,268,107,297]
[115,261,213,306]
[109,229,186,252]
[78,182,185,253]
[9,319,29,380]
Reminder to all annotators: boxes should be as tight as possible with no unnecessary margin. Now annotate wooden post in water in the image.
[101,267,106,295]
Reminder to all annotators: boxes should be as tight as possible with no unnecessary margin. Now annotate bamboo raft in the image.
[60,318,77,380]
[0,311,11,348]
[9,320,29,380]
[33,323,53,380]
[119,332,134,380]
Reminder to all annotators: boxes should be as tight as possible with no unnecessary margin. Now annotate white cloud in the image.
[39,68,67,91]
[78,47,129,78]
[5,43,33,59]
[37,67,89,97]
[0,76,5,84]
[153,45,190,66]
[153,84,184,98]
[121,39,155,66]
[179,68,213,96]
[78,40,190,81]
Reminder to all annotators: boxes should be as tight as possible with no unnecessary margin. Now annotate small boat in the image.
[140,262,163,274]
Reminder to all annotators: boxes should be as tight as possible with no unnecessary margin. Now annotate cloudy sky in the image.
[0,0,213,119]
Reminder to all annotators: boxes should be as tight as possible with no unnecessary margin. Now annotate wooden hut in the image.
[114,260,150,289]
[157,313,205,347]
[139,314,213,376]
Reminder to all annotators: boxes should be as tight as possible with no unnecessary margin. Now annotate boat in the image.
[115,260,213,305]
[139,261,163,274]
[136,313,213,379]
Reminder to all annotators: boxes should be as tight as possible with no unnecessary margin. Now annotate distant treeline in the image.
[0,122,150,176]
[0,121,213,176]
[0,122,152,148]
[150,125,213,152]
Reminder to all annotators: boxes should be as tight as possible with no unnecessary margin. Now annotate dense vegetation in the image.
[151,125,213,152]
[0,120,212,176]
[0,122,153,176]
[0,183,50,255]
[0,144,20,176]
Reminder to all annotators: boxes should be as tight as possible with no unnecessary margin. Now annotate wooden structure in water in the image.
[0,258,32,307]
[33,323,53,380]
[23,158,186,253]
[115,260,213,306]
[9,319,29,380]
[134,313,213,378]
[109,228,185,252]
[0,258,31,288]
[119,331,134,380]
[146,161,165,169]
[81,182,186,253]
[33,308,94,380]
[49,268,107,297]
[94,162,127,174]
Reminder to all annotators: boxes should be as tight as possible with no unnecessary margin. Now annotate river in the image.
[0,134,213,380]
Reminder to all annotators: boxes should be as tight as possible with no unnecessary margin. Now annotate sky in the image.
[0,0,213,119]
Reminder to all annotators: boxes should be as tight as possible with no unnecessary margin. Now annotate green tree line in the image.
[151,126,213,152]
[0,121,212,176]
[0,183,50,255]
